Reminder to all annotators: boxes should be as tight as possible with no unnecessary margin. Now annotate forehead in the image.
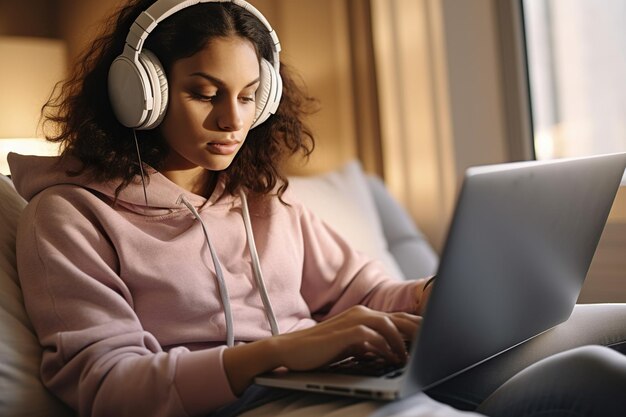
[170,36,260,80]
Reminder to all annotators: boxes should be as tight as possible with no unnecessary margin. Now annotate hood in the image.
[7,152,230,212]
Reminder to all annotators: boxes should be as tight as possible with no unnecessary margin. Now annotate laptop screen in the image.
[408,153,626,390]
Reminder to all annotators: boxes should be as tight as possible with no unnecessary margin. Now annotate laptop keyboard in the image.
[321,356,406,378]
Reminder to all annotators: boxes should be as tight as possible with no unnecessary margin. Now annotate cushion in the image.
[366,175,439,279]
[288,161,406,280]
[0,174,72,416]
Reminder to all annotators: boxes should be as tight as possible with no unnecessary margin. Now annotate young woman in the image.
[9,1,440,416]
[8,1,626,417]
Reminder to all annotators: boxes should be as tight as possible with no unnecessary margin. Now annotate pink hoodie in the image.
[9,153,420,417]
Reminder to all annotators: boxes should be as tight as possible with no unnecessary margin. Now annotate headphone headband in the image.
[123,0,281,70]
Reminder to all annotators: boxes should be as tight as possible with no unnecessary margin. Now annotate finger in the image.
[347,325,398,363]
[345,307,414,360]
[357,315,408,362]
[388,313,423,340]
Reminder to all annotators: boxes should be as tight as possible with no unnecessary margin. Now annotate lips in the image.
[206,141,240,155]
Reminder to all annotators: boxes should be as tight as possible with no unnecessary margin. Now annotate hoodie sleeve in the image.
[16,188,236,417]
[296,202,423,321]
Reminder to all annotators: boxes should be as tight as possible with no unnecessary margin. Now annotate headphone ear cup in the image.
[108,54,151,128]
[251,58,281,129]
[137,50,168,130]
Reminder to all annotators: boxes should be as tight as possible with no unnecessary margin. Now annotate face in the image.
[159,36,260,176]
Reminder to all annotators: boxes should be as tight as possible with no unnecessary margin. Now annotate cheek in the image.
[162,98,205,134]
[173,98,206,124]
[242,106,258,132]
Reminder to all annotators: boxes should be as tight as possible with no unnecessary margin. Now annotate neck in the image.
[162,168,218,197]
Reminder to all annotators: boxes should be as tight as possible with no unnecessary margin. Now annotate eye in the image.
[239,95,256,103]
[189,91,216,102]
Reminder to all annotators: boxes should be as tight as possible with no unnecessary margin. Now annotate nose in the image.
[216,98,245,131]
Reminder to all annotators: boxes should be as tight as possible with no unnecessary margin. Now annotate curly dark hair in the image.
[42,0,316,199]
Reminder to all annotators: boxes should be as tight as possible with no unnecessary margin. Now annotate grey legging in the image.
[425,303,626,416]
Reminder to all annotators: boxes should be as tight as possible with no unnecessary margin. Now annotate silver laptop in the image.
[255,153,626,400]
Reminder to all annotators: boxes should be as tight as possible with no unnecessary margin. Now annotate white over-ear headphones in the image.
[108,0,282,130]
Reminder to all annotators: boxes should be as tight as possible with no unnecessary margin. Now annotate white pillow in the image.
[288,161,405,280]
[0,175,73,417]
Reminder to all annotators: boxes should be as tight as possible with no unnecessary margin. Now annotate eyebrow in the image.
[189,72,261,88]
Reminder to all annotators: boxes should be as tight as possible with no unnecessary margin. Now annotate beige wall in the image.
[372,0,511,251]
[0,0,59,37]
[254,0,359,175]
[0,38,66,138]
[58,0,125,63]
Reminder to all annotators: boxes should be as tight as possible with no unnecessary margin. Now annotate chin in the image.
[202,156,237,172]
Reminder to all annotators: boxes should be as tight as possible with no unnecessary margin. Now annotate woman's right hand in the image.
[273,305,422,371]
[223,305,422,396]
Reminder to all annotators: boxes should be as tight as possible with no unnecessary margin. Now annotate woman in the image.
[8,1,626,417]
[9,1,441,416]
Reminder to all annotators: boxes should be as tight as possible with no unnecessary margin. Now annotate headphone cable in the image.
[133,129,149,206]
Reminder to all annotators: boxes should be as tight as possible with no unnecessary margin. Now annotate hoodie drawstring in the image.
[238,189,280,337]
[178,191,280,347]
[179,195,235,347]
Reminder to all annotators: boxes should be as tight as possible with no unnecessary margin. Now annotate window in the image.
[522,0,626,162]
